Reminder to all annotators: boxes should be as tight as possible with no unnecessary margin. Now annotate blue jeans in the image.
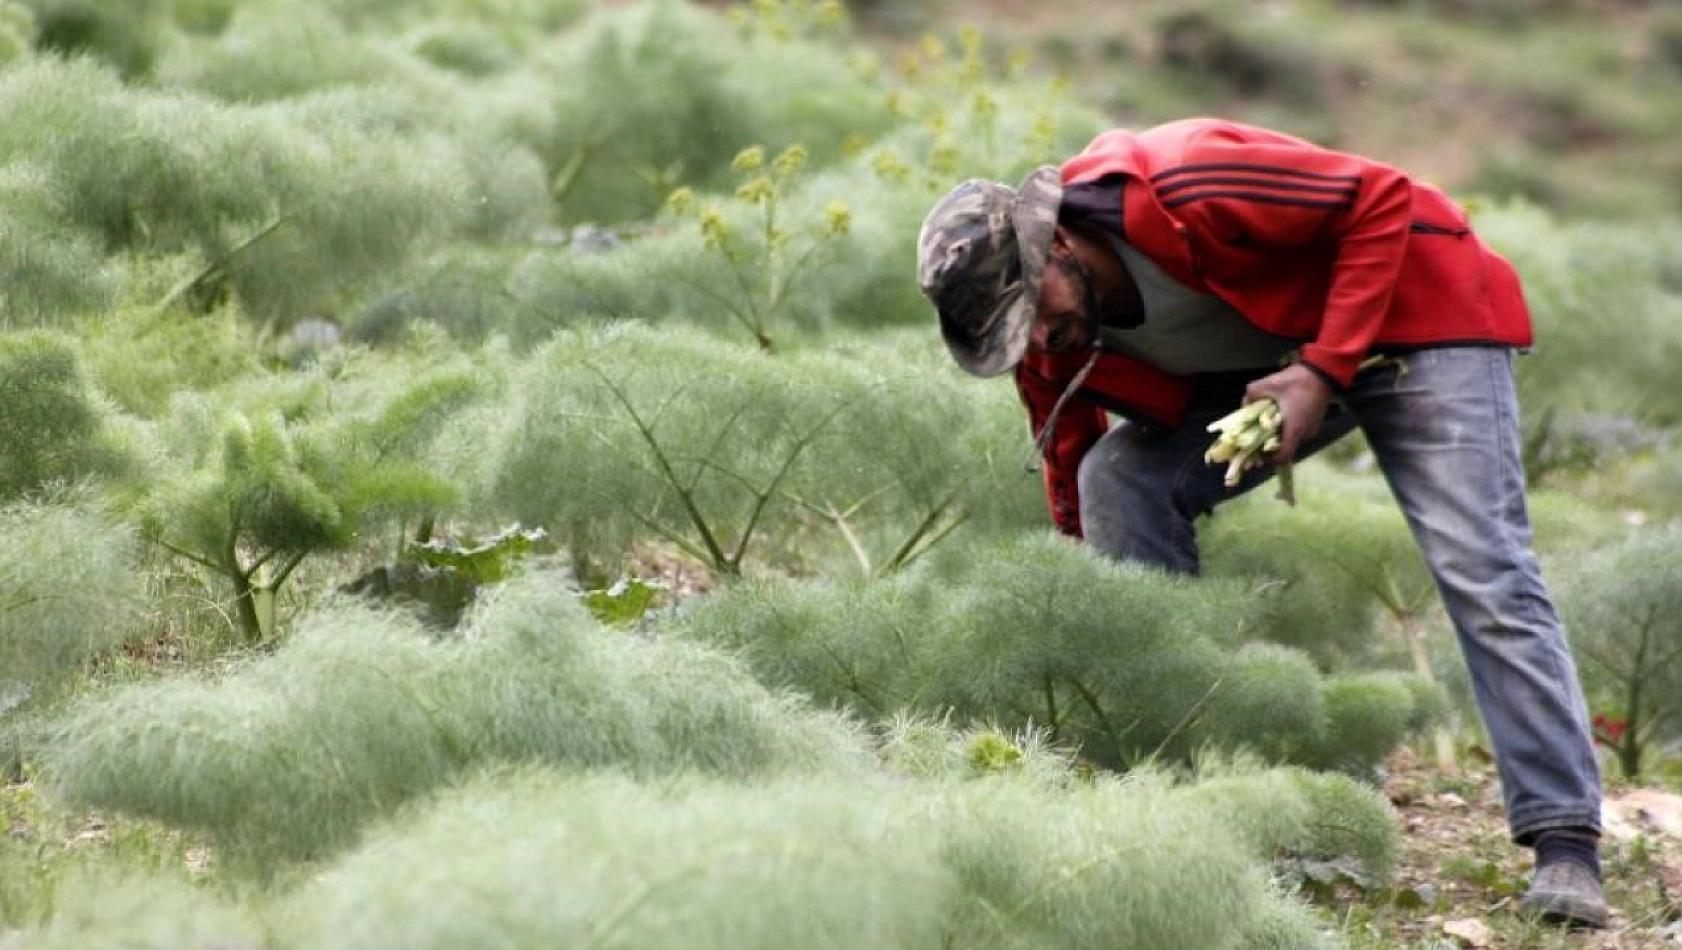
[1076,347,1601,843]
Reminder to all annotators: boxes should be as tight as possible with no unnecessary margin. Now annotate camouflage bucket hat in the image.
[916,165,1063,377]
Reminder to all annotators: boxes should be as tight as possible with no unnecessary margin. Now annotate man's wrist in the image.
[1296,359,1344,393]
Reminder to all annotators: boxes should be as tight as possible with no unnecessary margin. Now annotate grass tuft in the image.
[39,570,870,866]
[277,767,1335,950]
[681,531,1437,775]
[0,496,144,720]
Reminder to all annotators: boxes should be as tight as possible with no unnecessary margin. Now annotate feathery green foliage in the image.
[1197,643,1327,764]
[1302,672,1435,778]
[276,767,1358,950]
[1203,489,1380,667]
[0,868,264,950]
[44,606,465,864]
[1174,761,1399,885]
[1212,466,1593,779]
[521,0,923,226]
[40,572,870,865]
[286,772,951,950]
[1553,523,1682,779]
[409,18,518,76]
[679,571,925,718]
[495,227,706,344]
[4,0,1677,939]
[346,248,534,347]
[0,331,133,500]
[1203,475,1424,670]
[1201,476,1458,769]
[0,498,143,717]
[74,293,262,417]
[876,714,1077,786]
[0,2,32,63]
[205,101,488,321]
[1526,487,1649,555]
[666,143,856,351]
[1626,437,1682,520]
[138,358,479,640]
[498,26,1105,347]
[0,59,513,324]
[19,0,170,76]
[718,1,897,158]
[308,0,586,31]
[0,163,111,322]
[1480,202,1682,429]
[489,323,842,577]
[168,0,233,34]
[680,532,1435,773]
[539,1,756,223]
[1237,892,1340,950]
[486,323,1022,579]
[0,60,238,251]
[153,7,440,100]
[938,778,1265,950]
[914,535,1252,766]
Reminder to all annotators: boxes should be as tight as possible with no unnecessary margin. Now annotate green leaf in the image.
[582,577,667,627]
[1275,855,1372,899]
[406,524,547,587]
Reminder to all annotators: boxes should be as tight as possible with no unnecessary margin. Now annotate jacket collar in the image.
[1059,130,1203,290]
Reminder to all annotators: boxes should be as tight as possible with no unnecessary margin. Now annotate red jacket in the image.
[1016,118,1533,536]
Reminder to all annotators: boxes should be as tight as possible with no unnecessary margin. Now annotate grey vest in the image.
[1097,236,1296,375]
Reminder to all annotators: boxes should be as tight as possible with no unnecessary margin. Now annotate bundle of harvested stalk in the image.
[1204,398,1296,504]
[1203,356,1404,505]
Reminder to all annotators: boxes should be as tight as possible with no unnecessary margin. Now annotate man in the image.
[916,118,1606,928]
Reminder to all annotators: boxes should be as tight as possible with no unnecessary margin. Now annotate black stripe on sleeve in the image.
[1157,176,1358,199]
[1151,162,1361,186]
[1162,190,1355,211]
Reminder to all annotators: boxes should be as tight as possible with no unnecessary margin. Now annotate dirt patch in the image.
[1370,748,1682,948]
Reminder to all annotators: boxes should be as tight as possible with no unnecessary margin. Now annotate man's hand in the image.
[1244,363,1333,463]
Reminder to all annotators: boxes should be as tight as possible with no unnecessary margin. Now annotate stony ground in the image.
[1340,748,1682,950]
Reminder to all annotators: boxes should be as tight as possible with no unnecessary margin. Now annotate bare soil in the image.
[1363,747,1682,949]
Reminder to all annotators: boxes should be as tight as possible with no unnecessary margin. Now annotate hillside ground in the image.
[1344,747,1682,949]
[854,0,1682,219]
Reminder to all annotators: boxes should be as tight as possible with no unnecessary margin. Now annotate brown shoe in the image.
[1520,858,1609,929]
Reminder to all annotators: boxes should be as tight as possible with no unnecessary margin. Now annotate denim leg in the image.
[1346,348,1601,842]
[1077,404,1357,573]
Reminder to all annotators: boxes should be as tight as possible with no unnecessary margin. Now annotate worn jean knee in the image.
[1350,348,1601,840]
[1077,423,1204,573]
[1077,405,1358,574]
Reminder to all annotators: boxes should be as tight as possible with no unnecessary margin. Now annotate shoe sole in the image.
[1521,896,1608,930]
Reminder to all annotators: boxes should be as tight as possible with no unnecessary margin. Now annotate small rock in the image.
[285,317,341,350]
[1603,789,1682,842]
[280,318,342,367]
[1443,917,1494,948]
[1391,883,1435,909]
[568,223,624,255]
[531,226,570,246]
